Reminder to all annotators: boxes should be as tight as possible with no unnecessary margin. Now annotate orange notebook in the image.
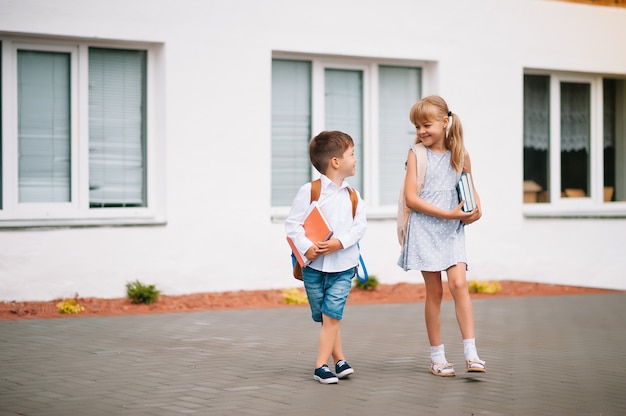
[303,202,334,243]
[287,202,334,267]
[286,236,307,267]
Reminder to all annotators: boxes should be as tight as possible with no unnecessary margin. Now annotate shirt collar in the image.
[320,174,350,191]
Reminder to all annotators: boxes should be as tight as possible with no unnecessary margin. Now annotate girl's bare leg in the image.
[446,263,475,339]
[422,271,444,346]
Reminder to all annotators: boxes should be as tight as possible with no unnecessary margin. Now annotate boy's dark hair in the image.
[308,131,354,174]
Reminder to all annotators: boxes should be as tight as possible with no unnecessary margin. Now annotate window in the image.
[271,55,423,217]
[89,48,147,208]
[0,37,163,226]
[523,72,626,216]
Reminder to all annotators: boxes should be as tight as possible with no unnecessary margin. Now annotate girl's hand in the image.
[449,201,467,220]
[450,201,481,224]
[461,205,482,224]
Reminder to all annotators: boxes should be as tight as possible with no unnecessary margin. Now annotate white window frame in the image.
[312,59,371,202]
[0,35,165,227]
[523,70,626,218]
[271,52,433,220]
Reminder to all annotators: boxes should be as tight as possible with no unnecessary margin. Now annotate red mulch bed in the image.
[1,281,621,321]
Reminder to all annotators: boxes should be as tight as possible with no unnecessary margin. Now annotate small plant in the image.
[56,294,85,314]
[353,274,379,291]
[126,280,160,304]
[282,288,308,305]
[468,280,501,294]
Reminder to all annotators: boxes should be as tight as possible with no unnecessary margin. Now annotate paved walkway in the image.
[1,293,625,416]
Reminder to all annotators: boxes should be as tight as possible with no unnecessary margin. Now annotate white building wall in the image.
[1,0,625,301]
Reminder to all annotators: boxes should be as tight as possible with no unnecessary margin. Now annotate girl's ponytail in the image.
[445,111,464,172]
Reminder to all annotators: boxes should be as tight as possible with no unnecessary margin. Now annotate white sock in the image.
[463,338,479,360]
[430,344,447,364]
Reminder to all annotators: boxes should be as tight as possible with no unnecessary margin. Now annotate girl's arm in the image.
[404,148,475,222]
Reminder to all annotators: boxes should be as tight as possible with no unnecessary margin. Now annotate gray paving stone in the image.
[1,294,625,415]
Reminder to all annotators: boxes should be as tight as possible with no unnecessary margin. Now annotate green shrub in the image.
[353,274,379,291]
[126,280,160,304]
[57,294,85,314]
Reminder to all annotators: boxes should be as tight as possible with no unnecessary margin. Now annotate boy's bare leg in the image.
[331,328,345,364]
[422,271,444,346]
[446,263,475,339]
[316,314,340,368]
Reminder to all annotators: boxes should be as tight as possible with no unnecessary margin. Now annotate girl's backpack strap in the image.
[413,143,428,193]
[397,143,428,247]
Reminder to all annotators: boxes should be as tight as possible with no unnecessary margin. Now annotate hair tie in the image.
[448,111,452,116]
[446,111,453,138]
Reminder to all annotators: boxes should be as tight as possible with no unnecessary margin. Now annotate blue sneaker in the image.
[314,364,338,384]
[335,360,354,379]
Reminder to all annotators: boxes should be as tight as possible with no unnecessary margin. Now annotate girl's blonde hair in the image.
[409,95,464,172]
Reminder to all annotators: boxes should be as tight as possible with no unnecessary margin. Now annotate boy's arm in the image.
[284,183,315,257]
[325,189,366,252]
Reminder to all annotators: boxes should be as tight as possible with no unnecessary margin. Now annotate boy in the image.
[285,130,367,384]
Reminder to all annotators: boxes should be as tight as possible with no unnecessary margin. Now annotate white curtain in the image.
[523,75,550,151]
[17,50,71,203]
[560,82,590,152]
[89,48,146,207]
[603,79,616,150]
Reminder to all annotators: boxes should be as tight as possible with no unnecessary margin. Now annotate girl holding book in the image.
[398,95,486,377]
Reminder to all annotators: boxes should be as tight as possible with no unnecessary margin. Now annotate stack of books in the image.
[457,172,477,212]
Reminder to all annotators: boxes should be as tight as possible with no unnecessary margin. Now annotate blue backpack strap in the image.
[347,187,368,283]
[356,243,368,283]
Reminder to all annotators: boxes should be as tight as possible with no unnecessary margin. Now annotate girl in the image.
[398,96,486,377]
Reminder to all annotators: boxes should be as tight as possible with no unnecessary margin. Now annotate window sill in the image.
[523,203,626,218]
[0,217,167,229]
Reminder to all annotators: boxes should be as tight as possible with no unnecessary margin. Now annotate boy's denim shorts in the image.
[301,267,355,323]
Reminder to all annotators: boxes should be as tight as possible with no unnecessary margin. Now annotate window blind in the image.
[271,59,311,206]
[17,50,71,203]
[378,66,421,205]
[89,48,146,207]
[324,68,364,195]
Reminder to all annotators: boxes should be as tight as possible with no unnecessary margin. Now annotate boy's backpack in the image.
[292,179,367,283]
[397,143,464,247]
[397,143,427,247]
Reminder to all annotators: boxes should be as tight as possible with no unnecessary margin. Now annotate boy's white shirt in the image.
[285,175,367,273]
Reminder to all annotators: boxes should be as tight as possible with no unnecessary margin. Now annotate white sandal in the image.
[430,361,455,377]
[466,358,486,373]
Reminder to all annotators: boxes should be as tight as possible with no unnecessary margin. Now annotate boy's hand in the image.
[304,245,320,262]
[315,238,343,255]
[305,238,343,261]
